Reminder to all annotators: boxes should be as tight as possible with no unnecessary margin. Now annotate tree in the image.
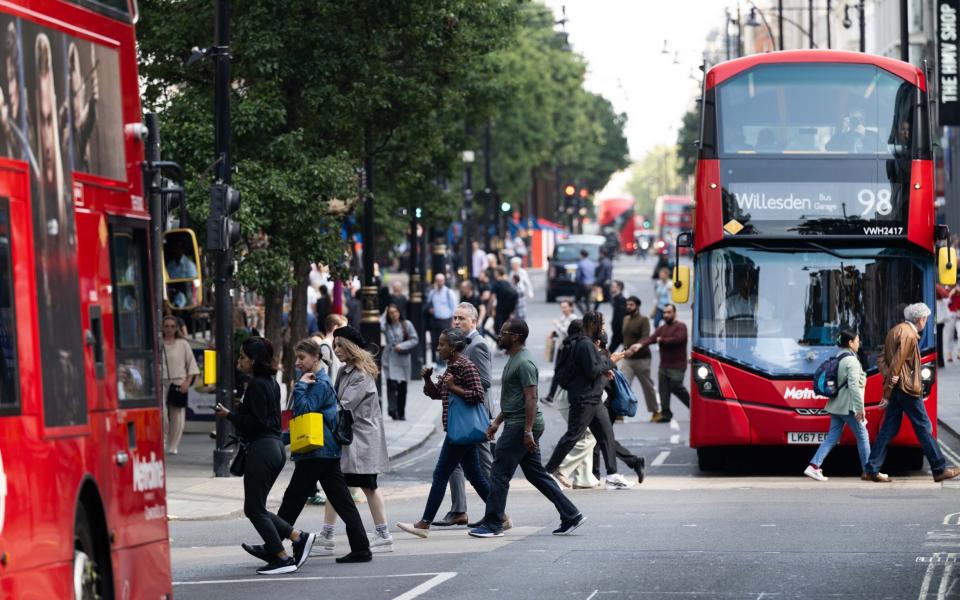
[626,145,684,219]
[676,106,699,179]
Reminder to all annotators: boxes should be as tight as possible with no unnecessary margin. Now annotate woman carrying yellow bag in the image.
[242,338,371,564]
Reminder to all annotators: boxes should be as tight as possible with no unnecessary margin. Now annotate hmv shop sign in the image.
[940,0,960,125]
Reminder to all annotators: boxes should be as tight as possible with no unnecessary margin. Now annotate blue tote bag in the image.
[612,370,639,418]
[446,392,490,445]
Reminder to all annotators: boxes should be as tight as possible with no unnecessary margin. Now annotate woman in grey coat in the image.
[381,303,419,420]
[321,326,392,559]
[804,330,870,481]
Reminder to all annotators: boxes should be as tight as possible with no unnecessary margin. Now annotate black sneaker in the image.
[552,514,587,536]
[335,550,373,563]
[256,556,297,575]
[241,542,271,563]
[291,532,316,569]
[634,456,646,484]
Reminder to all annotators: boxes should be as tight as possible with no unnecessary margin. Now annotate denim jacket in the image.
[282,369,340,460]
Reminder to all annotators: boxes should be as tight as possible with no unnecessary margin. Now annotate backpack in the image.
[611,370,639,417]
[497,281,519,314]
[554,337,579,390]
[812,351,854,398]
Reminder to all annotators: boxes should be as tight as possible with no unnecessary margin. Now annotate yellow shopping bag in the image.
[290,412,324,453]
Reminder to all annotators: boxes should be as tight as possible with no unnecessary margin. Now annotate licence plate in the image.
[787,432,827,445]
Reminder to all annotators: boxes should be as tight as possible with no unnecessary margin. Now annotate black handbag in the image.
[166,384,189,408]
[333,371,354,446]
[228,437,247,477]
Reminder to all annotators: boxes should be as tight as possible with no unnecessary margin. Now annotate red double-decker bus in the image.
[681,50,953,471]
[0,1,174,597]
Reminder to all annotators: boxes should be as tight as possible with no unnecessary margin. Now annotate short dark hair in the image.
[242,336,277,378]
[496,267,506,277]
[837,329,859,348]
[441,327,469,352]
[567,319,583,337]
[580,249,588,258]
[664,303,677,312]
[612,279,624,291]
[626,295,641,306]
[504,318,529,343]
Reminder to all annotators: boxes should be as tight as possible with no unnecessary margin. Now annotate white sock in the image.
[375,523,390,538]
[321,524,335,538]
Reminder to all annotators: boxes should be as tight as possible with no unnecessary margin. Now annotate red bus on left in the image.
[0,1,176,598]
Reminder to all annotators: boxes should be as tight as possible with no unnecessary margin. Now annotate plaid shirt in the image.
[425,354,485,431]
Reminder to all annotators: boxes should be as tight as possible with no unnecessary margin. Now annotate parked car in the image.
[546,234,605,302]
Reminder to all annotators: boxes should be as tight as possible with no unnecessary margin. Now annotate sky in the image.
[541,0,727,161]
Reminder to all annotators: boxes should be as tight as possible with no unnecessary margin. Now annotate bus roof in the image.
[706,50,924,92]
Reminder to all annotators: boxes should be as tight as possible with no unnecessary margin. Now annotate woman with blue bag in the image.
[397,328,490,538]
[268,338,371,561]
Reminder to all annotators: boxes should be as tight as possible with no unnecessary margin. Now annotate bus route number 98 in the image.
[858,188,892,218]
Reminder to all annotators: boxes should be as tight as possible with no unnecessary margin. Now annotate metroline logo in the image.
[783,387,828,401]
[133,451,165,493]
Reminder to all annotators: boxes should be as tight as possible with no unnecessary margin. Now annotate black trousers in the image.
[430,317,452,361]
[387,379,407,419]
[277,457,370,554]
[481,425,579,532]
[575,284,592,315]
[544,399,618,475]
[592,399,643,476]
[243,437,291,555]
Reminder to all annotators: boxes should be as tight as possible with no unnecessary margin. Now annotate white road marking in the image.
[174,572,456,587]
[392,572,458,600]
[938,441,960,466]
[944,513,960,527]
[670,419,680,431]
[391,440,445,470]
[918,553,940,599]
[651,451,670,466]
[937,560,954,598]
[585,591,599,600]
[681,524,697,527]
[670,434,680,444]
[760,524,776,527]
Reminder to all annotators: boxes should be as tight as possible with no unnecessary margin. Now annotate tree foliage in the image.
[676,106,699,179]
[626,145,685,220]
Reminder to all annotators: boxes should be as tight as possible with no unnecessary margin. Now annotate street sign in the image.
[938,0,960,125]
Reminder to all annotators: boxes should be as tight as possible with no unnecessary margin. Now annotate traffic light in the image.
[564,184,576,199]
[207,182,241,251]
[500,201,511,213]
[415,207,422,219]
[579,188,588,199]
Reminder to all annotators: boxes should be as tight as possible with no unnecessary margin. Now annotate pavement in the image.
[165,383,442,521]
[938,359,960,440]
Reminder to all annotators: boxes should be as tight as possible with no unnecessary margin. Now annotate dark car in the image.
[546,234,605,302]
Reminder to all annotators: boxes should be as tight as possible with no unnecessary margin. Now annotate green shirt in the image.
[500,348,544,432]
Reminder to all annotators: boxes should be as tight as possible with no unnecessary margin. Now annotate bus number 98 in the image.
[858,188,892,218]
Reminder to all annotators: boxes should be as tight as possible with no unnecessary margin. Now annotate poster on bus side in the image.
[0,16,125,427]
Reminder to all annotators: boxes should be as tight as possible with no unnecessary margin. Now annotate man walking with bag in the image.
[619,296,660,422]
[863,303,960,483]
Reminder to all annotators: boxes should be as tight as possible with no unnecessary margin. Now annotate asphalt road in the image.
[170,256,960,599]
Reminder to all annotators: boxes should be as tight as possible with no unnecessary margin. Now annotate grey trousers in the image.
[619,357,659,414]
[447,441,494,514]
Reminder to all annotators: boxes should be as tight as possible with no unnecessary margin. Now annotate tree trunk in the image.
[262,286,284,375]
[282,259,311,394]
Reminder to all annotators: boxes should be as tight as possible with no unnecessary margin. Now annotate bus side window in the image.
[0,199,19,413]
[108,222,155,405]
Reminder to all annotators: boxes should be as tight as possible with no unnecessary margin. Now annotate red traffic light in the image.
[579,188,589,198]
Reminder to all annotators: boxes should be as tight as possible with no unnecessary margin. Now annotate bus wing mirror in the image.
[939,246,957,286]
[672,266,691,304]
[162,228,203,310]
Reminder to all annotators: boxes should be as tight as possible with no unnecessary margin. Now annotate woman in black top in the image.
[214,337,316,575]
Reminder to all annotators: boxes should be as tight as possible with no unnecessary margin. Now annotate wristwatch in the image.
[523,430,534,436]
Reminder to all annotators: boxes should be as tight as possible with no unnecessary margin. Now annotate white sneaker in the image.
[369,533,395,553]
[604,473,635,490]
[310,534,334,555]
[803,465,828,482]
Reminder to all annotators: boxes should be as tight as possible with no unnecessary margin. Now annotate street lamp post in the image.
[843,2,865,53]
[360,131,381,398]
[408,205,424,375]
[461,149,475,281]
[484,120,494,251]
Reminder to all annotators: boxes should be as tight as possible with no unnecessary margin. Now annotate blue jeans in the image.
[866,387,946,475]
[481,424,580,532]
[422,436,490,523]
[809,413,870,471]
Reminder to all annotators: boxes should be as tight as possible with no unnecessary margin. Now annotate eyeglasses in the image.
[499,330,518,336]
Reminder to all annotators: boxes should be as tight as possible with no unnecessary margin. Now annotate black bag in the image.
[333,371,354,446]
[166,384,189,408]
[554,338,578,390]
[229,440,247,477]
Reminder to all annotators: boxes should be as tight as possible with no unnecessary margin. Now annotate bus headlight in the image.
[921,364,935,397]
[692,361,721,398]
[920,366,932,381]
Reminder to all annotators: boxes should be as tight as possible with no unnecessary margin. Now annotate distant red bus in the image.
[0,1,173,597]
[597,197,636,254]
[685,50,945,472]
[654,195,693,249]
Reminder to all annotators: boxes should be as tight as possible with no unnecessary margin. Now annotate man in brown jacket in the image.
[621,296,660,421]
[863,303,960,483]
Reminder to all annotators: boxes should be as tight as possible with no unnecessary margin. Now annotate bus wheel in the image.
[697,448,725,472]
[887,448,924,473]
[74,505,111,600]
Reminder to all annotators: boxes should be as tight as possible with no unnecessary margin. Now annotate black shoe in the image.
[634,456,646,484]
[467,519,482,528]
[241,542,271,563]
[432,512,469,527]
[336,550,373,563]
[552,514,587,536]
[291,532,316,569]
[389,411,397,420]
[256,556,297,575]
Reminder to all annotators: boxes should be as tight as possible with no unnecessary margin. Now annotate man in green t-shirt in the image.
[468,318,586,538]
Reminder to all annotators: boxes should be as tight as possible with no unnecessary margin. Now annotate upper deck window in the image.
[64,0,131,22]
[717,64,915,157]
